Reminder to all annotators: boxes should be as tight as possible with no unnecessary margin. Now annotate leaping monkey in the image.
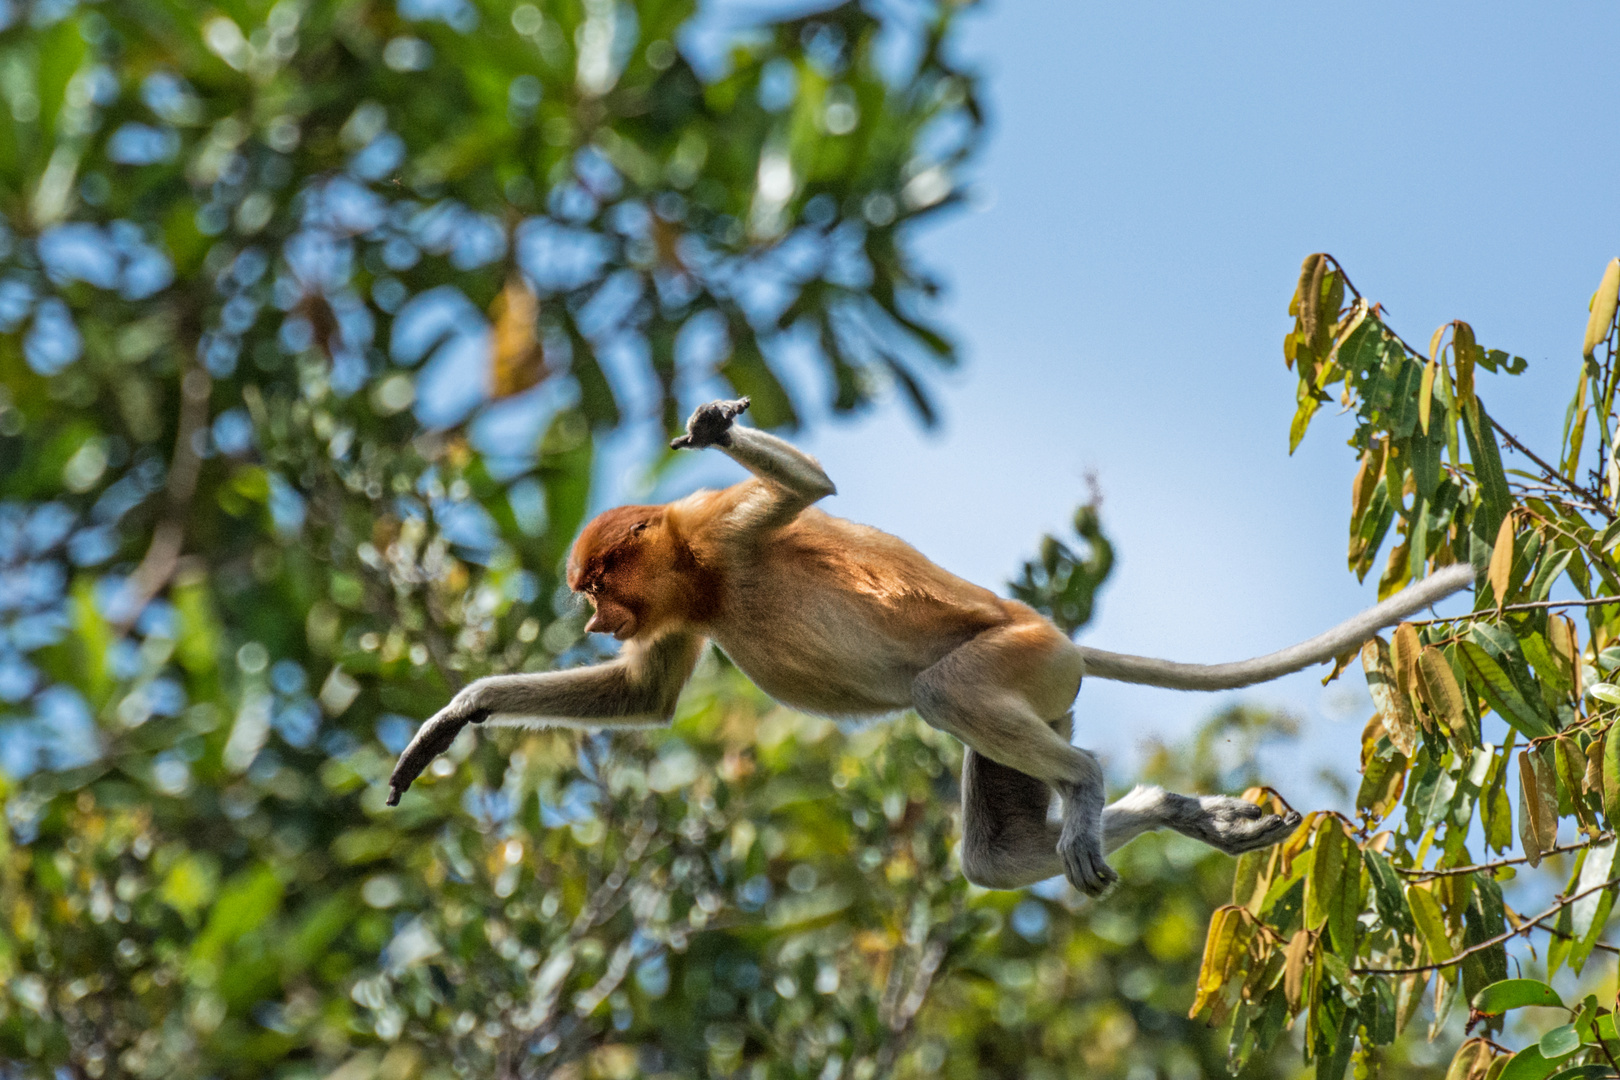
[388,398,1471,894]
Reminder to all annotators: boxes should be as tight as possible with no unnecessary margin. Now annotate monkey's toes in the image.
[1058,840,1118,897]
[1218,811,1301,854]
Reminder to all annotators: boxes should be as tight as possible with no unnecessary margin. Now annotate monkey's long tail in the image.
[1074,563,1474,691]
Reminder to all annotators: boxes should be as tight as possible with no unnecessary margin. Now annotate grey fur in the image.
[1075,562,1473,690]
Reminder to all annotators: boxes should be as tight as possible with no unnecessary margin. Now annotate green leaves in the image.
[1472,979,1565,1014]
[1262,250,1620,1075]
[1008,502,1115,637]
[0,0,999,1073]
[1459,641,1556,739]
[1405,884,1455,964]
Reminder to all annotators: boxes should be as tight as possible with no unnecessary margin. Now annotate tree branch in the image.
[116,363,211,633]
[1491,415,1614,521]
[1352,875,1620,976]
[1398,833,1613,880]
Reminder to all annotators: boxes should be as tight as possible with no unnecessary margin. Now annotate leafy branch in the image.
[1352,876,1619,977]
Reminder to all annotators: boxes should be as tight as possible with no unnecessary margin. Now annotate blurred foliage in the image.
[1187,254,1620,1080]
[3,647,1326,1079]
[13,0,1618,1075]
[1010,499,1113,638]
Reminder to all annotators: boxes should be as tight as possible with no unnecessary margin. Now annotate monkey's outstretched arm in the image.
[672,399,836,519]
[387,631,703,805]
[1076,563,1473,690]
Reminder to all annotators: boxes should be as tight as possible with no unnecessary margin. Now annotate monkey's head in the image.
[568,504,678,640]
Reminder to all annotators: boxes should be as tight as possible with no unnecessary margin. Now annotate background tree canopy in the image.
[4,0,1620,1077]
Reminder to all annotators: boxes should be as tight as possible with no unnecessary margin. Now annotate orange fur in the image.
[568,478,1065,717]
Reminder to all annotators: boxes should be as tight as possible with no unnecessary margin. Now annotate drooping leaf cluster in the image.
[1191,254,1620,1080]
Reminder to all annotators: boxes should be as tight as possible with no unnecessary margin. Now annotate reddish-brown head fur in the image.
[568,504,720,640]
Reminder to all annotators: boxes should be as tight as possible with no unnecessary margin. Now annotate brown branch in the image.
[1352,875,1620,976]
[1354,296,1612,519]
[1491,415,1615,521]
[1398,833,1613,880]
[1404,594,1620,627]
[117,364,211,632]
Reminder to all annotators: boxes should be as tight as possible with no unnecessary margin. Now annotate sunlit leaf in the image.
[1582,258,1620,361]
[1405,884,1454,963]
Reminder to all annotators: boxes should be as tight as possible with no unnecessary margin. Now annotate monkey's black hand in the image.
[385,696,488,806]
[670,397,750,450]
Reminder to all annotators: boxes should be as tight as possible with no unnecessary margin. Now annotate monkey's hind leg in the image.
[959,750,1302,890]
[913,620,1116,896]
[959,748,1065,890]
[1102,785,1302,855]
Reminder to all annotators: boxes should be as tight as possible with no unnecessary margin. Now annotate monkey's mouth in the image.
[584,601,637,640]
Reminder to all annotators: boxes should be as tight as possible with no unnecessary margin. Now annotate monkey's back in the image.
[695,498,1025,715]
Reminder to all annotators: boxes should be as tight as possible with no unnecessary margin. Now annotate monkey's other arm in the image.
[672,398,836,519]
[387,631,702,805]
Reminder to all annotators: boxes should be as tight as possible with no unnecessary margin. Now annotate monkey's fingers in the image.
[669,434,694,450]
[386,710,478,806]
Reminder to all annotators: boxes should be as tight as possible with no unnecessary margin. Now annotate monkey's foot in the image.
[1182,796,1302,855]
[1057,818,1118,897]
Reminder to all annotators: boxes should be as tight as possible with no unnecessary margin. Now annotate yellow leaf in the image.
[1329,298,1369,360]
[1360,712,1388,771]
[1391,622,1421,699]
[1519,750,1557,866]
[1444,1039,1495,1080]
[1363,638,1417,756]
[1283,929,1311,1011]
[1487,512,1517,609]
[1428,323,1448,362]
[489,273,544,399]
[1454,321,1477,414]
[1419,356,1438,434]
[1583,257,1620,360]
[1350,442,1385,527]
[1548,614,1581,699]
[1189,906,1239,1018]
[1417,647,1466,733]
[1296,254,1327,352]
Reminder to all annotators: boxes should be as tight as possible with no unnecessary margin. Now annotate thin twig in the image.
[1352,875,1620,976]
[1491,416,1615,521]
[1398,833,1613,880]
[1357,298,1612,518]
[1404,594,1620,627]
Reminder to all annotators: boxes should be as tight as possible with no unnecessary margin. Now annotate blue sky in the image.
[661,2,1620,800]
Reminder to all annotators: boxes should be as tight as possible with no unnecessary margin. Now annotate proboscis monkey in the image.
[388,399,1472,894]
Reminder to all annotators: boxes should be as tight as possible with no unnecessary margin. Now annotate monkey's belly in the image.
[709,627,920,717]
